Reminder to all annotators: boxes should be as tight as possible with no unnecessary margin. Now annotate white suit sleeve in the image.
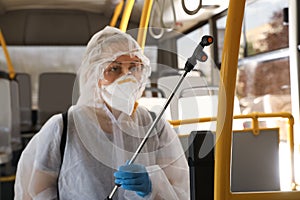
[147,120,190,199]
[14,114,63,200]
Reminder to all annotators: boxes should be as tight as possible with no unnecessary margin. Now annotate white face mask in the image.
[101,75,142,115]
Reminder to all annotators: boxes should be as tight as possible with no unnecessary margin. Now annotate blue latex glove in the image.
[114,163,152,197]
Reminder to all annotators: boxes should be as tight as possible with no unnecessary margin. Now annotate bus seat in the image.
[16,73,32,133]
[178,95,218,134]
[177,95,242,134]
[187,131,214,200]
[37,72,77,128]
[179,85,219,97]
[138,97,172,120]
[0,71,12,165]
[143,87,166,98]
[157,76,207,119]
[158,67,181,77]
[143,78,152,97]
[10,79,22,153]
[178,68,206,77]
[10,78,23,167]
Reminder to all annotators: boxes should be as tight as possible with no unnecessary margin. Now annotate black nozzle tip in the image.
[201,35,213,46]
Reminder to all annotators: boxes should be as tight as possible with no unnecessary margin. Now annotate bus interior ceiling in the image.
[0,0,229,45]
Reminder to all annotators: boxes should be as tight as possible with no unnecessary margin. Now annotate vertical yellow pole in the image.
[137,0,154,49]
[288,115,296,190]
[0,29,15,79]
[119,0,135,32]
[214,0,246,200]
[110,0,124,27]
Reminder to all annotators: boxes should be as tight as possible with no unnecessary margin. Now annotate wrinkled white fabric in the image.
[14,26,190,200]
[15,106,189,200]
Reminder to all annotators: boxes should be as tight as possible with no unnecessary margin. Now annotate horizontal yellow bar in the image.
[0,175,15,182]
[169,112,293,126]
[169,116,216,126]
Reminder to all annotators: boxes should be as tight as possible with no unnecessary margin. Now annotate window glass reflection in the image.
[244,0,288,56]
[237,57,290,114]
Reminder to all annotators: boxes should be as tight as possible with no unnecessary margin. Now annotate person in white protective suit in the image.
[14,26,190,200]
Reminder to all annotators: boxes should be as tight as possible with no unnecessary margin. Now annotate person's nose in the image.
[121,65,132,75]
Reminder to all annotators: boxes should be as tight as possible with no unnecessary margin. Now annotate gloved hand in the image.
[114,163,152,197]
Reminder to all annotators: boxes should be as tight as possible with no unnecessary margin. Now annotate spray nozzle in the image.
[184,35,213,72]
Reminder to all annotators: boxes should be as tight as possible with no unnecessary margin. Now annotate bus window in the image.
[244,0,288,56]
[216,15,227,63]
[237,56,290,121]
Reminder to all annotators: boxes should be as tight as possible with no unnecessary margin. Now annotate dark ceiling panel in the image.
[25,10,91,45]
[0,10,112,45]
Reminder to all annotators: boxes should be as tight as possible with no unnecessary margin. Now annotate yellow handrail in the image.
[0,29,15,79]
[0,175,15,182]
[137,0,154,49]
[110,0,124,27]
[169,112,297,190]
[112,0,153,49]
[119,0,135,32]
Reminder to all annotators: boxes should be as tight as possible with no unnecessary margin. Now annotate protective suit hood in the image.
[76,26,151,108]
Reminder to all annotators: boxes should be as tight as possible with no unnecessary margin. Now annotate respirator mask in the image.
[101,74,143,115]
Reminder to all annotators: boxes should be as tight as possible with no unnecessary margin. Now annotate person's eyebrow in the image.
[113,60,141,64]
[111,61,122,64]
[131,59,142,63]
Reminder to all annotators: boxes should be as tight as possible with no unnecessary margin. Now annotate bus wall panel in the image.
[25,11,91,45]
[0,12,27,45]
[0,10,120,45]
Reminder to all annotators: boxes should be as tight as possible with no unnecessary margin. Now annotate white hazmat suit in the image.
[14,26,190,200]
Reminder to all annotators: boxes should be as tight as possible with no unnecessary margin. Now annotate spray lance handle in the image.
[184,35,213,72]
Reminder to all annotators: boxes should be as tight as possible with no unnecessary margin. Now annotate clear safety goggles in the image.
[102,61,145,83]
